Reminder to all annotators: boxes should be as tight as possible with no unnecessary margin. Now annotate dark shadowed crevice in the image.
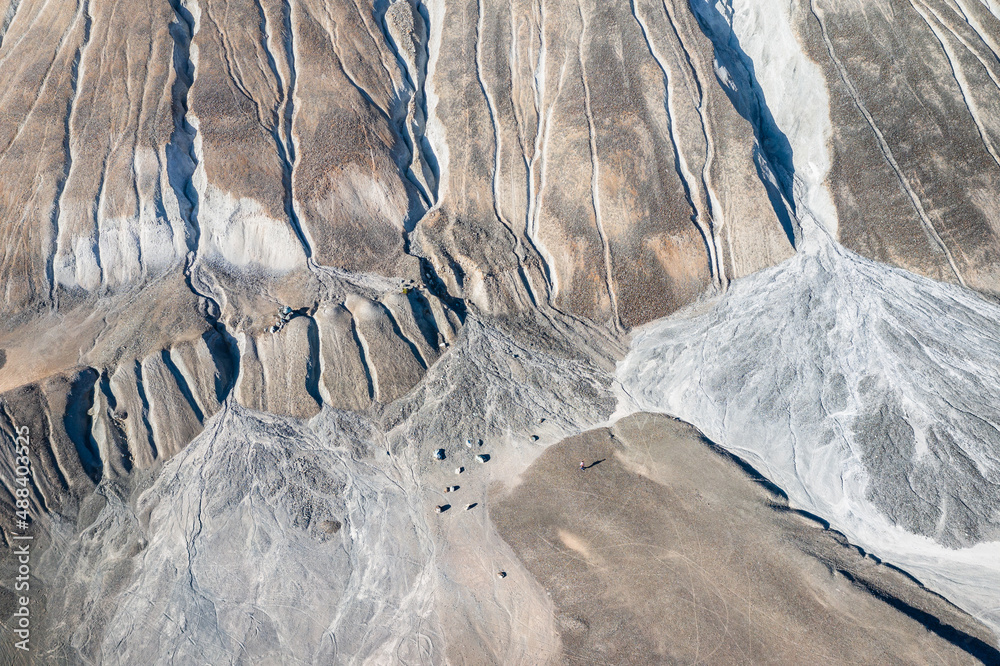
[379,302,428,370]
[165,0,199,253]
[753,146,797,249]
[97,371,132,474]
[160,349,204,424]
[166,1,242,397]
[203,329,236,405]
[404,288,442,350]
[63,368,101,483]
[304,315,324,407]
[133,361,158,461]
[418,256,467,322]
[837,568,1000,663]
[349,316,377,403]
[688,0,797,247]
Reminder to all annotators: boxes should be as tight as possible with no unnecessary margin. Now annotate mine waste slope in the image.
[2,0,1000,663]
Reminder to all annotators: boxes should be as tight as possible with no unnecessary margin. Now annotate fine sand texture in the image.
[491,413,997,664]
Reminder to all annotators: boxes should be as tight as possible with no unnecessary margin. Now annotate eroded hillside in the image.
[2,0,1000,662]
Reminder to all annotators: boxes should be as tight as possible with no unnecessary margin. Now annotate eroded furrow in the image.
[277,0,314,260]
[49,0,94,300]
[165,0,199,252]
[251,0,310,255]
[0,0,21,50]
[577,3,620,327]
[349,315,379,403]
[523,0,560,298]
[630,0,722,287]
[378,1,430,207]
[809,0,967,287]
[474,0,526,257]
[661,1,728,287]
[910,0,1000,170]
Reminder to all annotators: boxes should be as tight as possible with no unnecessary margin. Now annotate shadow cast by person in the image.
[582,459,605,470]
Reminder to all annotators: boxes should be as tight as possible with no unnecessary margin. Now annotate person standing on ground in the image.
[580,460,585,471]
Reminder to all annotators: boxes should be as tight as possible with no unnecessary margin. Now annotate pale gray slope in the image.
[27,316,618,664]
[620,233,1000,637]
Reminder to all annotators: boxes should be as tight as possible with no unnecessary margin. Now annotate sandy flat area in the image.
[490,413,996,664]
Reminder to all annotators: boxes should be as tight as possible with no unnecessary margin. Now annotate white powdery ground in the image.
[619,234,1000,638]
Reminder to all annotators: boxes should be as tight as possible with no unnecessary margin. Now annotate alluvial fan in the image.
[620,232,1000,635]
